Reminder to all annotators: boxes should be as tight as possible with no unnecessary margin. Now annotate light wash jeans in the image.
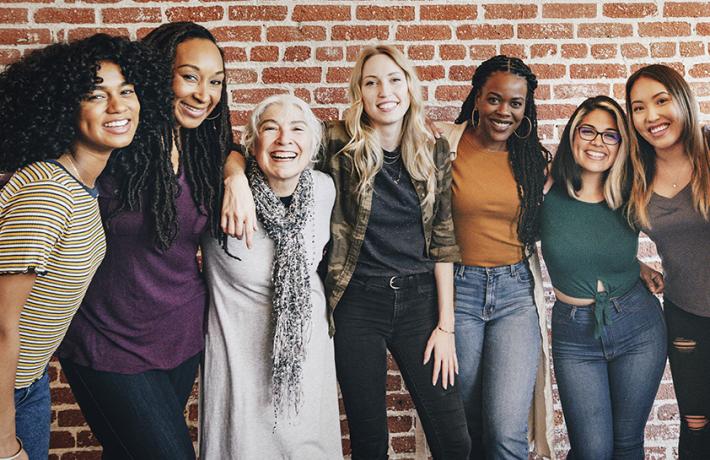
[454,260,541,460]
[14,370,51,460]
[552,281,667,460]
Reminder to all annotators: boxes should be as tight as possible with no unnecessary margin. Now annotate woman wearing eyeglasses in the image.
[540,96,667,460]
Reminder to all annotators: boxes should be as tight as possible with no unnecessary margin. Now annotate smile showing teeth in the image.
[377,102,398,112]
[271,151,297,160]
[649,123,669,135]
[104,120,128,128]
[585,150,606,160]
[181,102,207,116]
[490,120,512,131]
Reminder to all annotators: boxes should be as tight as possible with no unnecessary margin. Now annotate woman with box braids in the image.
[437,55,554,459]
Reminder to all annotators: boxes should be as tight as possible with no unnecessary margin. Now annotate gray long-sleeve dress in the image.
[200,170,343,459]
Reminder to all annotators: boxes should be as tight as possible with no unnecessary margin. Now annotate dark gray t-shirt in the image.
[645,184,710,317]
[354,150,434,277]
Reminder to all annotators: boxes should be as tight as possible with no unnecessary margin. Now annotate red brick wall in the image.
[4,1,705,458]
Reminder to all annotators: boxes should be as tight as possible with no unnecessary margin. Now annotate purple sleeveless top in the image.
[59,169,208,373]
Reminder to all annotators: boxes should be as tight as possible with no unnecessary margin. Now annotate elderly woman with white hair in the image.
[199,94,341,459]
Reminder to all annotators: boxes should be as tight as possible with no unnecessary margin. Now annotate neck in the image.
[577,171,605,202]
[65,145,112,187]
[269,176,299,198]
[655,142,688,166]
[471,125,506,152]
[374,121,403,152]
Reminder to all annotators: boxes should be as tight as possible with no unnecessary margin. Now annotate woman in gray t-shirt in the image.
[626,64,710,459]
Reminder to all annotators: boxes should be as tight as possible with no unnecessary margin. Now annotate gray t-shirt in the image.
[645,184,710,317]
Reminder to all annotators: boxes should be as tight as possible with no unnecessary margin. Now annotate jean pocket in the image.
[514,264,533,284]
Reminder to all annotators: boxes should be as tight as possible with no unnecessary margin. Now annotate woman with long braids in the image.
[222,44,470,460]
[437,55,554,459]
[626,65,710,459]
[57,22,231,459]
[0,34,168,460]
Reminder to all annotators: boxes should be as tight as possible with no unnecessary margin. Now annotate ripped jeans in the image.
[665,299,710,460]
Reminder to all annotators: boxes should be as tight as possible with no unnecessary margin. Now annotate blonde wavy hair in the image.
[340,45,436,206]
[625,65,710,228]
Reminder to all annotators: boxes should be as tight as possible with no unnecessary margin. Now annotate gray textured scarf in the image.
[247,159,314,420]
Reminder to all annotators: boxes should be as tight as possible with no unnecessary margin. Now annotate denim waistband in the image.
[454,259,529,277]
[350,271,434,290]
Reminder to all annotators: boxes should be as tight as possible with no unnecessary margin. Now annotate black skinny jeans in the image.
[665,300,710,459]
[334,272,470,460]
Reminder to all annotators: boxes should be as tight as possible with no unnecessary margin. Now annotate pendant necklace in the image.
[64,154,86,185]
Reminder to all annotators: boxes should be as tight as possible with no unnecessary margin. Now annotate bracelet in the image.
[437,326,454,334]
[0,437,22,460]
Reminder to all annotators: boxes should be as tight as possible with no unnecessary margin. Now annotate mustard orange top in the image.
[452,129,524,267]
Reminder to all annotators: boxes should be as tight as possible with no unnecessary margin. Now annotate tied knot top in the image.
[540,185,640,337]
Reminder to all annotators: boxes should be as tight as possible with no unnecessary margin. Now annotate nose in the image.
[590,132,604,146]
[276,127,292,145]
[193,80,209,103]
[378,80,391,97]
[646,105,660,122]
[495,102,511,116]
[107,95,127,113]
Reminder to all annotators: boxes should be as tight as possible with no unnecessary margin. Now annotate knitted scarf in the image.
[247,159,314,420]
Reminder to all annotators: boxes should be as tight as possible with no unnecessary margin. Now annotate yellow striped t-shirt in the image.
[0,161,106,389]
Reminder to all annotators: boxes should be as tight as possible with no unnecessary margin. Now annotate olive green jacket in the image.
[321,121,460,333]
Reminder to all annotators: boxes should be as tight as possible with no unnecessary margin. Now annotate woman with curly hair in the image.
[436,55,553,459]
[626,65,710,459]
[57,22,231,459]
[0,34,168,460]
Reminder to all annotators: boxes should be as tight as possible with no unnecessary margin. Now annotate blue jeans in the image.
[59,352,200,460]
[334,272,470,460]
[552,281,667,460]
[14,371,50,460]
[454,260,541,460]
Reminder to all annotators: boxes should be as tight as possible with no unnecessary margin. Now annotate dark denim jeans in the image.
[14,370,51,460]
[552,281,667,460]
[454,260,541,460]
[334,272,470,460]
[59,352,200,460]
[665,299,710,460]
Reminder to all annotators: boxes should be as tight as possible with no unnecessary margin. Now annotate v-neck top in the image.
[645,184,710,316]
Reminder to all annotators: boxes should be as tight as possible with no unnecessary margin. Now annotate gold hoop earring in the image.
[471,108,479,129]
[205,107,222,121]
[513,116,532,139]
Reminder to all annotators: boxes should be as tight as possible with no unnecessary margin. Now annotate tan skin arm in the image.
[423,262,458,389]
[0,273,35,460]
[639,261,664,294]
[221,151,256,248]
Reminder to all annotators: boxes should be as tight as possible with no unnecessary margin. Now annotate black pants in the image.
[59,352,200,460]
[334,273,470,460]
[665,300,710,459]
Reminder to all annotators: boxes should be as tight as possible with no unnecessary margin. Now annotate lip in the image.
[488,118,513,132]
[584,149,607,161]
[269,150,298,161]
[376,101,399,112]
[103,119,132,135]
[647,122,670,138]
[179,101,209,118]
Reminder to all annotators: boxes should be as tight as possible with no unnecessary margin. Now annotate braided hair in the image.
[455,55,550,254]
[106,22,232,250]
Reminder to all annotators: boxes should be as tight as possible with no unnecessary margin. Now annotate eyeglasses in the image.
[576,125,622,146]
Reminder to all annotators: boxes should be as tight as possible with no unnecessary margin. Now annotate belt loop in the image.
[455,264,465,279]
[569,306,577,320]
[509,263,516,276]
[612,298,621,313]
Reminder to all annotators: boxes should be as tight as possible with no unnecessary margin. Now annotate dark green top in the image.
[540,185,640,337]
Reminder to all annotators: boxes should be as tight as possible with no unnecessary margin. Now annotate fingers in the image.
[423,339,433,365]
[431,355,442,387]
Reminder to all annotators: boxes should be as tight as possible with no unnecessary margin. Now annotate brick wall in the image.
[5,0,707,458]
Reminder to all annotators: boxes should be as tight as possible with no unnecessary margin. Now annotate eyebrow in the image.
[363,71,404,79]
[176,64,225,75]
[485,91,524,100]
[93,81,132,90]
[579,123,619,132]
[631,91,670,104]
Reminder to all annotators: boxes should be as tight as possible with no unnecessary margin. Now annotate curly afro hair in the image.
[107,21,232,250]
[0,34,173,177]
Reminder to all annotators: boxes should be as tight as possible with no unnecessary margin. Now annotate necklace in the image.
[382,148,402,184]
[668,160,691,189]
[64,154,86,185]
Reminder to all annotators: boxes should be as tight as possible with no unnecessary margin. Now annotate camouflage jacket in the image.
[320,121,460,333]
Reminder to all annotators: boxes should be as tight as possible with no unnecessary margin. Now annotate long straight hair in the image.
[625,64,710,228]
[341,45,436,206]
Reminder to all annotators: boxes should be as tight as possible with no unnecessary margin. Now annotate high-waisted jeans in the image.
[552,281,667,460]
[454,260,541,460]
[334,272,470,460]
[664,299,710,459]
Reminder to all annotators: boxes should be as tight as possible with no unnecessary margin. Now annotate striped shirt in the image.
[0,161,106,388]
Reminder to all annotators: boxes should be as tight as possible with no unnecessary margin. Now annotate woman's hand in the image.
[424,116,442,139]
[221,151,257,248]
[423,326,458,389]
[639,262,664,294]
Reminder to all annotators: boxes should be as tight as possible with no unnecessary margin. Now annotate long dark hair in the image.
[0,34,171,174]
[455,55,550,254]
[106,22,232,250]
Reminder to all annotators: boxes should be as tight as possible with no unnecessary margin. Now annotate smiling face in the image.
[629,76,684,154]
[172,38,224,129]
[474,71,528,151]
[360,53,411,132]
[572,109,621,177]
[74,61,140,156]
[253,102,314,197]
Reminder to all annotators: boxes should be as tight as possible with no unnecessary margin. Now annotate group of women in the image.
[0,19,707,460]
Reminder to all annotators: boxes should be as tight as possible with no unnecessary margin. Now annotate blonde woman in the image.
[541,96,666,459]
[626,65,710,459]
[221,45,469,460]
